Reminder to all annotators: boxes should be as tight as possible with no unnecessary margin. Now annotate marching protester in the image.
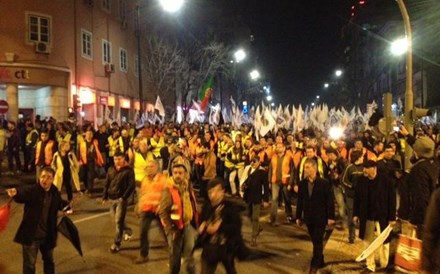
[35,128,56,181]
[135,159,168,264]
[341,149,364,244]
[51,140,81,213]
[6,167,70,274]
[353,160,396,273]
[325,147,347,227]
[102,151,136,253]
[159,159,199,274]
[269,142,295,225]
[240,156,270,246]
[79,129,104,196]
[198,178,245,274]
[399,126,440,238]
[296,158,335,274]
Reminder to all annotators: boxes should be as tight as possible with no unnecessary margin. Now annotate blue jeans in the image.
[270,182,292,223]
[109,199,131,246]
[333,185,346,221]
[22,239,54,274]
[166,224,197,274]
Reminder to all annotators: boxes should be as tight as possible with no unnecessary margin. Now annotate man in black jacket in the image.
[7,166,69,274]
[102,151,135,253]
[241,157,270,246]
[296,158,335,274]
[353,160,396,273]
[198,178,244,274]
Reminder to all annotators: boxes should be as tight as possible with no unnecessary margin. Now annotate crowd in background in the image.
[1,113,440,273]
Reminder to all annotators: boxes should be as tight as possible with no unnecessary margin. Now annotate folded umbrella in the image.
[0,200,12,233]
[57,216,83,257]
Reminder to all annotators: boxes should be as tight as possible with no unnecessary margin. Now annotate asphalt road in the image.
[0,175,398,274]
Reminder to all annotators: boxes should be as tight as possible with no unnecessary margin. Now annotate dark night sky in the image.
[166,0,351,105]
[241,1,350,105]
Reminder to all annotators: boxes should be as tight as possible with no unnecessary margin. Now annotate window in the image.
[102,0,111,12]
[81,30,93,59]
[119,0,127,22]
[134,55,139,76]
[102,39,112,64]
[120,48,128,72]
[27,13,51,43]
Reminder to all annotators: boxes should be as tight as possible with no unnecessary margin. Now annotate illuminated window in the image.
[27,13,51,43]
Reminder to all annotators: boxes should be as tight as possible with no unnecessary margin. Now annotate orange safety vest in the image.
[162,186,199,230]
[80,139,104,166]
[270,153,293,184]
[138,174,167,213]
[35,140,55,166]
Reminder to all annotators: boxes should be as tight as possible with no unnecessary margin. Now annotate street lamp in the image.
[159,0,184,13]
[324,83,329,88]
[335,70,343,77]
[390,37,408,56]
[266,95,273,101]
[316,95,320,99]
[136,0,183,114]
[234,49,246,63]
[250,69,260,80]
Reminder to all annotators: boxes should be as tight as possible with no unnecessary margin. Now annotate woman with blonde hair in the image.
[51,140,80,212]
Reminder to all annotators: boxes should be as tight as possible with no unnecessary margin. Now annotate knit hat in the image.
[413,136,435,159]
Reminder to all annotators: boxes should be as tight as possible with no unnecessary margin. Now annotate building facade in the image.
[0,0,144,125]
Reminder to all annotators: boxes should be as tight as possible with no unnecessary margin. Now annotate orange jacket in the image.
[269,152,294,184]
[79,139,104,166]
[35,140,55,166]
[160,185,199,230]
[138,174,167,213]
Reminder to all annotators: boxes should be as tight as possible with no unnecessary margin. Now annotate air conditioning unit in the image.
[35,42,50,54]
[105,63,115,73]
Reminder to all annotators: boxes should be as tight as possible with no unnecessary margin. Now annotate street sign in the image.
[0,100,9,114]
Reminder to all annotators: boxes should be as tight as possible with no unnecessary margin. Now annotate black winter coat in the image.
[243,168,269,204]
[103,165,135,201]
[13,184,68,248]
[296,177,335,226]
[353,172,396,240]
[422,188,440,272]
[406,158,439,225]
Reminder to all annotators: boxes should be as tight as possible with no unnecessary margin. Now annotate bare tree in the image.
[143,35,181,102]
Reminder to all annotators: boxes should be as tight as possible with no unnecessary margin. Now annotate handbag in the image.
[395,230,422,272]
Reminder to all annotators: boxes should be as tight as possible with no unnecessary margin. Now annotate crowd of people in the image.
[4,114,440,274]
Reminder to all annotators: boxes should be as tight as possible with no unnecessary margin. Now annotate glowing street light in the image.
[266,95,273,101]
[159,0,184,13]
[250,69,260,80]
[390,37,408,56]
[234,49,246,63]
[316,95,320,99]
[324,83,329,88]
[335,70,343,77]
[311,102,315,106]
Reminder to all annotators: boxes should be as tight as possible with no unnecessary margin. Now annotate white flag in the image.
[155,96,165,117]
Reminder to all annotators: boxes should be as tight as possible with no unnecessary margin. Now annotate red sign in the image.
[100,96,108,105]
[0,100,9,114]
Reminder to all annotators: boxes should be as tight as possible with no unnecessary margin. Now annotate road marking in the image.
[73,212,109,224]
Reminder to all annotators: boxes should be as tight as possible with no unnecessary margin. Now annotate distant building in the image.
[341,0,440,110]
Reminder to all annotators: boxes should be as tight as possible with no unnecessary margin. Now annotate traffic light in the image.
[410,107,432,120]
